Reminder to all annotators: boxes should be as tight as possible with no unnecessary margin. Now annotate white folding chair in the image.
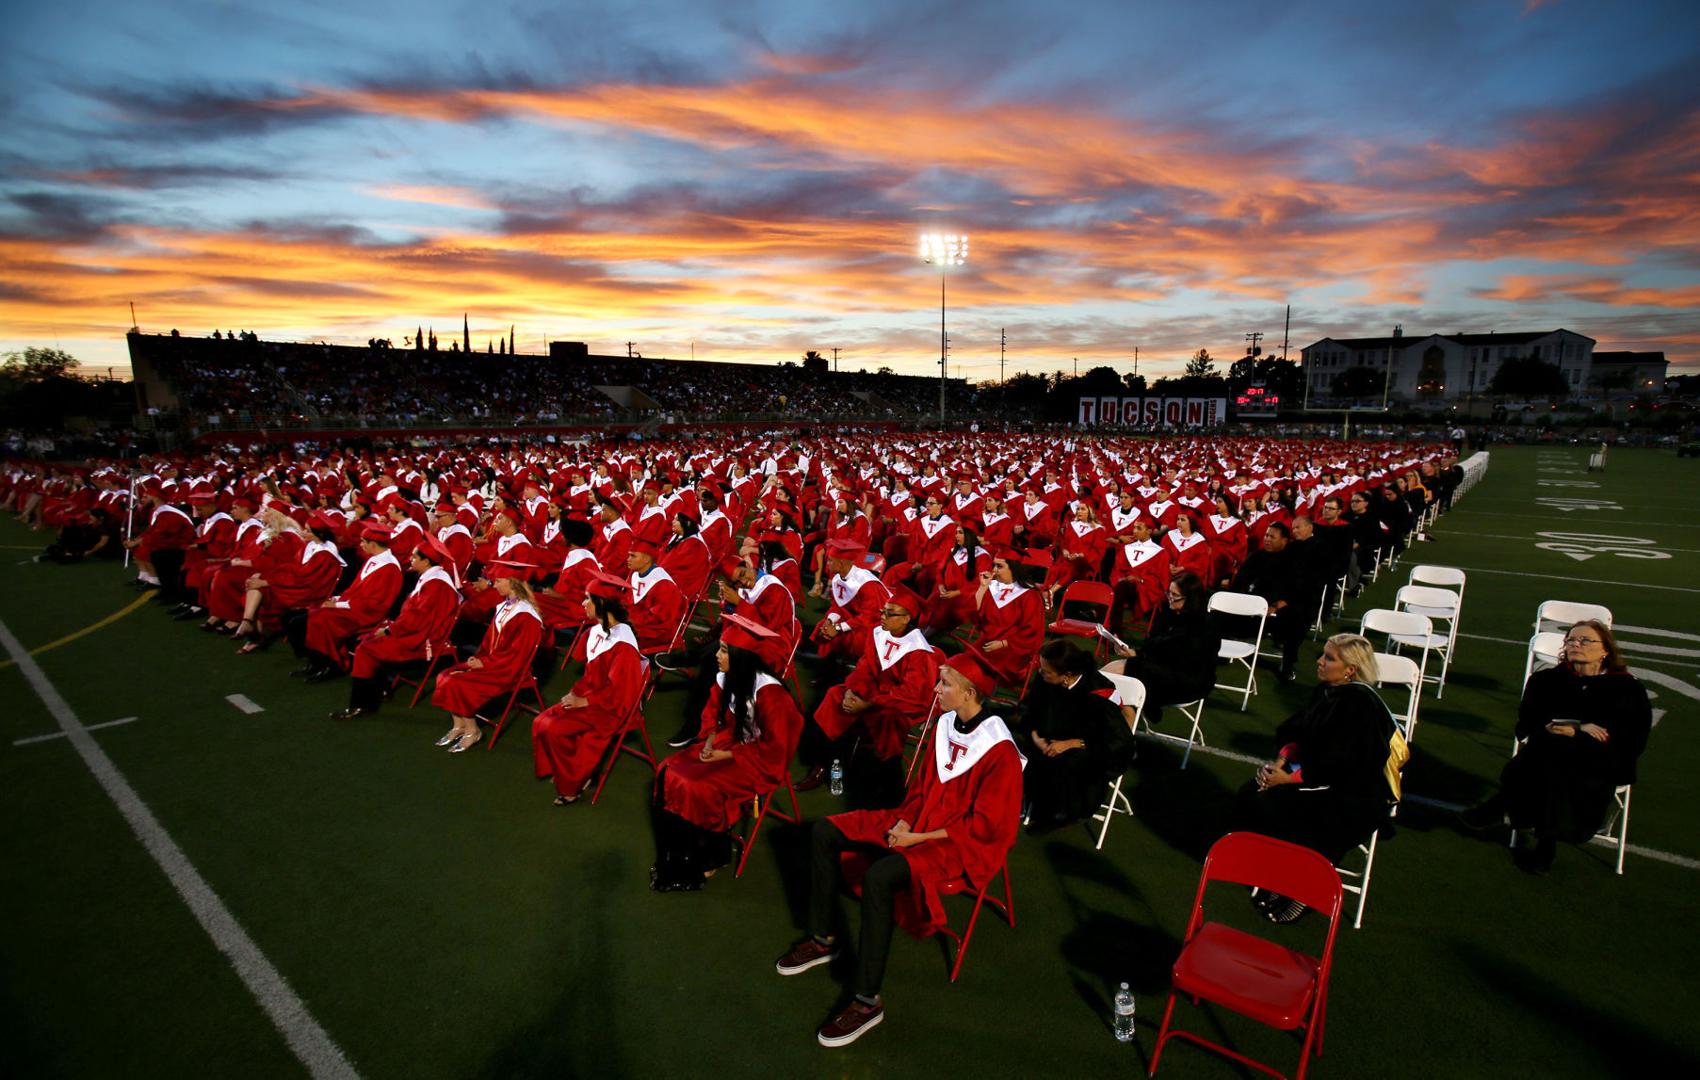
[1337,811,1392,930]
[1092,674,1145,850]
[1209,591,1269,711]
[1521,630,1567,689]
[1372,651,1424,742]
[1360,608,1435,694]
[1593,785,1633,876]
[1394,585,1459,696]
[1534,600,1612,636]
[1408,565,1466,607]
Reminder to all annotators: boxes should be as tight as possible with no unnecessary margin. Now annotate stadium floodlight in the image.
[919,233,968,422]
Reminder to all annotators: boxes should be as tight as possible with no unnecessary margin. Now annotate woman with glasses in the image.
[1461,620,1651,874]
[1101,571,1219,727]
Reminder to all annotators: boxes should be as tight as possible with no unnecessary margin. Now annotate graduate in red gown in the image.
[125,491,196,588]
[533,519,600,632]
[331,536,463,718]
[922,526,987,635]
[292,522,405,680]
[200,499,269,629]
[593,498,634,576]
[812,539,890,666]
[977,493,1014,552]
[660,513,712,600]
[431,565,544,752]
[808,496,872,598]
[531,586,646,804]
[460,511,539,622]
[1044,503,1108,603]
[170,494,236,620]
[235,511,345,652]
[962,549,1047,689]
[906,495,956,594]
[1163,511,1214,584]
[1109,517,1171,635]
[775,655,1022,1049]
[650,614,803,891]
[625,539,687,652]
[802,586,938,797]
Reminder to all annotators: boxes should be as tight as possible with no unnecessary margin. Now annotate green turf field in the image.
[3,444,1696,1079]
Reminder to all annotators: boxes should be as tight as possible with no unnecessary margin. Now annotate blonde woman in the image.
[1234,633,1398,922]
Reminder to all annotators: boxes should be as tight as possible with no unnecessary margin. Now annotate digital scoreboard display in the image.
[1234,384,1280,418]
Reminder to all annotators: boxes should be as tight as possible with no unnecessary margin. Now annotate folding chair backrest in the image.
[1201,832,1344,918]
[1207,590,1270,619]
[1409,565,1466,590]
[1396,585,1460,616]
[1361,607,1431,639]
[1101,672,1147,720]
[1373,652,1422,690]
[1059,581,1115,620]
[1535,600,1613,635]
[1529,630,1565,661]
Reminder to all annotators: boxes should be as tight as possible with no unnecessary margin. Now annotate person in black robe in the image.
[1012,639,1138,833]
[1461,620,1651,874]
[1229,522,1305,682]
[1234,633,1397,921]
[1101,571,1219,724]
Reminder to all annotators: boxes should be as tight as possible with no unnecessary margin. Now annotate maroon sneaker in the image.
[816,999,883,1047]
[775,937,838,975]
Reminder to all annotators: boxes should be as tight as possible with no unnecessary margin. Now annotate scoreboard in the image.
[1234,384,1280,419]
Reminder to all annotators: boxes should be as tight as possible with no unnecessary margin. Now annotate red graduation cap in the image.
[721,611,779,653]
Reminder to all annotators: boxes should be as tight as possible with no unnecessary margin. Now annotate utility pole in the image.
[627,341,636,359]
[999,329,1006,384]
[1074,357,1078,378]
[1245,331,1264,357]
[1133,345,1139,379]
[832,346,840,373]
[128,301,138,332]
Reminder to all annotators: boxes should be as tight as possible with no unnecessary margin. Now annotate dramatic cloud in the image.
[0,0,1697,375]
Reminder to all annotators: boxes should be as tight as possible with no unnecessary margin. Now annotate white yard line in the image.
[1436,530,1700,554]
[0,617,359,1079]
[1443,510,1700,530]
[13,716,138,746]
[1433,566,1700,594]
[226,693,265,715]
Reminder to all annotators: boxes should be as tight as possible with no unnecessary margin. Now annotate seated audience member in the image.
[1014,639,1137,832]
[531,588,646,805]
[430,564,544,753]
[1234,633,1398,922]
[1229,521,1304,682]
[1101,571,1219,724]
[650,616,802,891]
[1461,620,1651,874]
[330,537,462,719]
[775,655,1022,1048]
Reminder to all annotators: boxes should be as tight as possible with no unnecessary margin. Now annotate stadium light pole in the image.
[919,233,967,423]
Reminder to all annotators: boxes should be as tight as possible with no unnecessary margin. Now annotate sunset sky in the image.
[2,0,1698,382]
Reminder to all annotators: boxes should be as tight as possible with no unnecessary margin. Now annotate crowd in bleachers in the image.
[131,333,978,428]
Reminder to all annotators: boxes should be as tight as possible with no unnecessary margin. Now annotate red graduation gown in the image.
[531,623,645,797]
[534,549,600,630]
[431,600,543,715]
[658,678,803,831]
[203,519,268,619]
[660,534,712,599]
[629,568,686,652]
[304,552,404,669]
[1164,530,1213,584]
[815,629,939,761]
[260,542,343,616]
[135,504,196,564]
[815,568,889,663]
[830,717,1022,937]
[350,570,461,678]
[969,583,1045,686]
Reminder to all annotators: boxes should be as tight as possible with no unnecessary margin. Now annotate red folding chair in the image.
[903,698,943,786]
[937,862,1016,983]
[1149,832,1345,1080]
[1046,581,1116,655]
[478,640,547,751]
[590,693,656,804]
[391,641,455,708]
[841,850,1015,983]
[734,774,802,877]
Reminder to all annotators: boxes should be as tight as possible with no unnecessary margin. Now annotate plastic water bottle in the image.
[1113,983,1136,1043]
[829,759,844,797]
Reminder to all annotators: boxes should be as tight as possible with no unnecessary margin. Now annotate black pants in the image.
[153,548,188,602]
[808,819,912,999]
[1273,603,1310,674]
[347,675,385,712]
[282,609,312,658]
[651,801,734,887]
